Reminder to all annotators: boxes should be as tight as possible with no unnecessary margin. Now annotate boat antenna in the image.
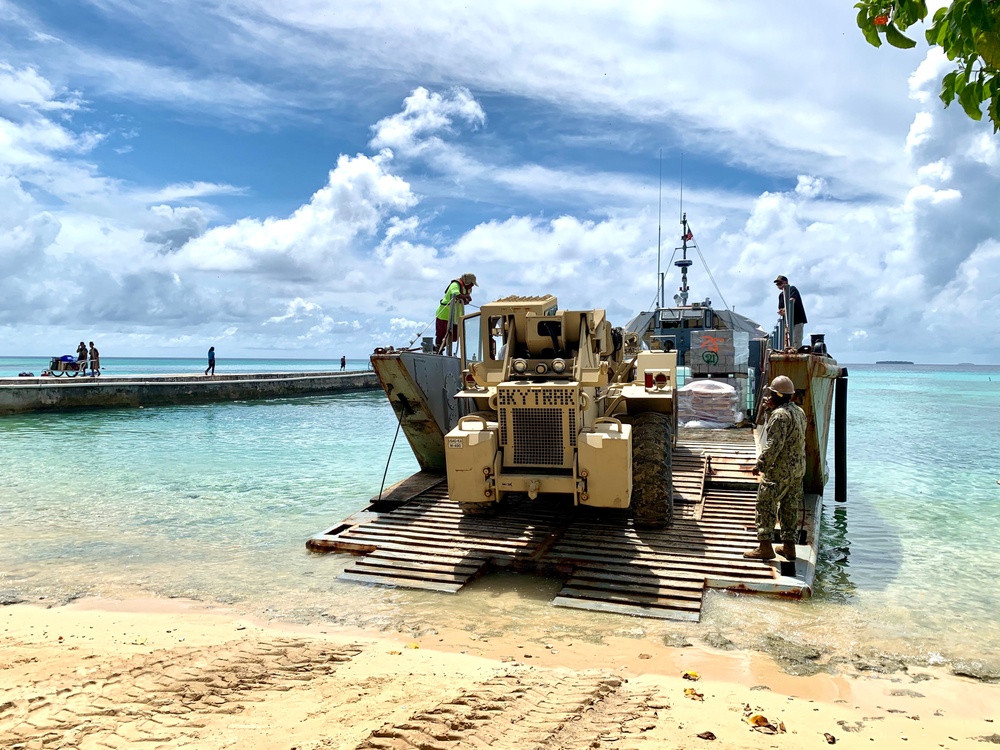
[676,213,692,307]
[679,152,683,223]
[657,149,663,308]
[675,154,692,307]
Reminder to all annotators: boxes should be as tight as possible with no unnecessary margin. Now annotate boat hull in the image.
[370,351,467,472]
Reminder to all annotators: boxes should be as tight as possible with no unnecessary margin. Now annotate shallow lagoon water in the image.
[2,362,999,669]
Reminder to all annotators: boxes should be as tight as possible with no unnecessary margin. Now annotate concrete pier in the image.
[0,371,381,415]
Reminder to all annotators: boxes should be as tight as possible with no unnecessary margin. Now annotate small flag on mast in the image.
[682,230,693,241]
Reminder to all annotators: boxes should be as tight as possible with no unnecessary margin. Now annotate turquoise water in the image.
[1,360,999,667]
[0,356,368,378]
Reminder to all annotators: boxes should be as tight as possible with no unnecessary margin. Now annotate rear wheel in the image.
[622,412,673,529]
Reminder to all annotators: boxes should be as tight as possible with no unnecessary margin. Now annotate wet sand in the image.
[2,598,997,749]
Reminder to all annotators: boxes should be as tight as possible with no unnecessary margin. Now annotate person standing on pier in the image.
[434,272,477,353]
[88,342,101,376]
[774,275,807,349]
[340,355,346,371]
[205,346,216,376]
[745,375,806,561]
[76,341,88,373]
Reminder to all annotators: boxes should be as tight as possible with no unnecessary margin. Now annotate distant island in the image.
[875,360,915,365]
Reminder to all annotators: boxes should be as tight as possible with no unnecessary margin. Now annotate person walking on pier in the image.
[340,355,346,371]
[745,375,806,561]
[774,275,807,349]
[435,273,477,353]
[205,346,216,376]
[76,341,88,374]
[88,342,101,376]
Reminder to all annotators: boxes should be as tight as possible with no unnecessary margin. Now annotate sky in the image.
[1,1,998,364]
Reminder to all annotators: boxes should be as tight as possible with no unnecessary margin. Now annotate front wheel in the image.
[52,370,64,377]
[622,412,673,529]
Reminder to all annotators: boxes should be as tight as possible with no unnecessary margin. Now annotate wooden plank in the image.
[342,563,473,585]
[338,571,463,593]
[564,528,756,545]
[370,516,560,541]
[309,538,378,553]
[566,570,705,599]
[329,538,502,559]
[545,549,777,579]
[557,524,755,546]
[356,555,485,576]
[555,586,702,612]
[551,596,701,622]
[365,548,490,566]
[370,472,446,506]
[337,523,543,548]
[573,560,709,583]
[345,521,547,549]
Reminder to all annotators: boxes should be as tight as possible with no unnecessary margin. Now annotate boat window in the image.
[462,315,482,363]
[488,316,504,361]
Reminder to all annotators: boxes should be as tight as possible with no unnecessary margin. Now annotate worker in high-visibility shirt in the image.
[434,273,477,352]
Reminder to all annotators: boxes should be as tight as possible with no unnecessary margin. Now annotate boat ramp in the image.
[308,428,820,622]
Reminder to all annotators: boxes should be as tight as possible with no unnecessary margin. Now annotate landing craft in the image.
[308,220,846,621]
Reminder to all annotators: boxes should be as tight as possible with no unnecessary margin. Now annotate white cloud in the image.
[0,61,80,110]
[369,86,485,156]
[794,176,826,199]
[171,152,417,276]
[265,297,321,324]
[0,3,998,364]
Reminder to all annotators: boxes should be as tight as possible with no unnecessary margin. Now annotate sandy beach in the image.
[1,598,997,749]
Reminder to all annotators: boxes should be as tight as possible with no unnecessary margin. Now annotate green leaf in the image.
[967,0,988,31]
[862,19,883,47]
[958,77,984,119]
[885,22,918,48]
[940,69,960,104]
[856,6,869,31]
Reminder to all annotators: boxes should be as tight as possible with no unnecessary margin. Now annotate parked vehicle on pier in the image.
[47,355,89,377]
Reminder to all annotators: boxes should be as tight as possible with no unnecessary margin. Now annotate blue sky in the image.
[1,0,998,363]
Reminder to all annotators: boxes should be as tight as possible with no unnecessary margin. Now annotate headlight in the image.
[551,358,566,373]
[512,358,528,374]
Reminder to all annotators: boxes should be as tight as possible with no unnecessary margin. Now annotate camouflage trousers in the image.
[755,475,803,543]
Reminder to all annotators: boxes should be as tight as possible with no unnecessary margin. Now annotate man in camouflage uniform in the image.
[745,375,806,561]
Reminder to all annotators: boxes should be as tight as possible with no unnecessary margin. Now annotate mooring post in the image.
[835,367,848,502]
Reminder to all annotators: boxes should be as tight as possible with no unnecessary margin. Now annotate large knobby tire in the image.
[623,412,673,529]
[458,410,500,517]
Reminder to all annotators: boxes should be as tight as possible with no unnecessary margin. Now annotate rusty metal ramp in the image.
[308,430,818,621]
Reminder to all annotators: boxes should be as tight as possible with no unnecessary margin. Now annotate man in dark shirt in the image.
[774,275,807,349]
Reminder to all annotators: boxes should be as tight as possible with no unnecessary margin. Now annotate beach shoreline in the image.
[2,597,996,749]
